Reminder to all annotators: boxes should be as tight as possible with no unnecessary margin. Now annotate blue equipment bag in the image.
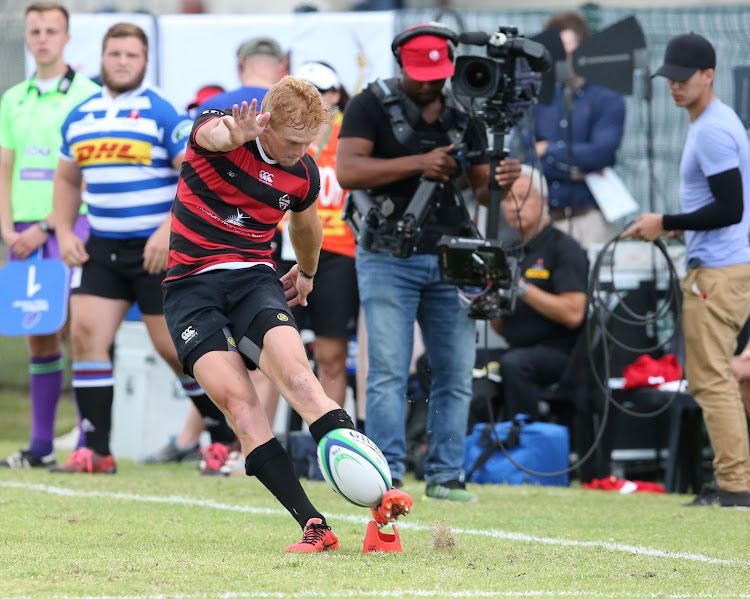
[287,431,325,481]
[464,415,570,486]
[0,253,70,337]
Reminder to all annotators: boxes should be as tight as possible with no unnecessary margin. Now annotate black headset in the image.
[391,22,459,66]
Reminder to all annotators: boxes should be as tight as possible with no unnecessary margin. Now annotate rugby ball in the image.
[317,428,392,507]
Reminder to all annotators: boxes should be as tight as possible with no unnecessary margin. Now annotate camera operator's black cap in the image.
[653,32,715,82]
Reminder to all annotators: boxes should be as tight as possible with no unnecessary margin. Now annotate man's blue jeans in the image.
[356,247,475,486]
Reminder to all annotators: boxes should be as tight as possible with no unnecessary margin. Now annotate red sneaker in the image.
[286,518,340,553]
[199,442,231,476]
[50,448,116,474]
[370,488,412,526]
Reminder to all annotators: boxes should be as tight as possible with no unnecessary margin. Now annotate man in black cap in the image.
[623,33,750,508]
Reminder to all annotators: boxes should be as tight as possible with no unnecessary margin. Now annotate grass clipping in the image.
[432,519,458,551]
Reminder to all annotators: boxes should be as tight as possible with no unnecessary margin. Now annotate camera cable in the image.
[468,231,683,481]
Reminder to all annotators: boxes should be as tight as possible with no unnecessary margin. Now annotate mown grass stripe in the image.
[5,590,750,598]
[1,481,742,567]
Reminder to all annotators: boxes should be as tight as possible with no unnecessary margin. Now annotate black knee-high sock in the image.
[73,387,113,456]
[72,361,114,456]
[309,408,355,444]
[189,393,237,445]
[245,438,323,528]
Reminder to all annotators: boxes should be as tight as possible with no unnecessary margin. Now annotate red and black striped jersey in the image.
[165,109,319,282]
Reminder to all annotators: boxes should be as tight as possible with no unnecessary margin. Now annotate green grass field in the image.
[1,457,749,599]
[1,337,749,598]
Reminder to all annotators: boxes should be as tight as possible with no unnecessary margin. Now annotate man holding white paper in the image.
[532,11,626,247]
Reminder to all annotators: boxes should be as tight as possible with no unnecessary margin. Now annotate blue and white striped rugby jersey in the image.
[60,83,193,239]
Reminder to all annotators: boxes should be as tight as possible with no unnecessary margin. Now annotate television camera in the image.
[452,27,550,132]
[438,26,551,320]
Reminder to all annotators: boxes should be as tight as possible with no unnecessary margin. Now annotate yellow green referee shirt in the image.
[0,66,99,222]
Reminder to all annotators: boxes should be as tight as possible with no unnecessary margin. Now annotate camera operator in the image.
[529,11,625,247]
[336,23,521,502]
[484,165,588,420]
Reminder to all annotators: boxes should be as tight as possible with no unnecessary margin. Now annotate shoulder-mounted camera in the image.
[452,26,551,132]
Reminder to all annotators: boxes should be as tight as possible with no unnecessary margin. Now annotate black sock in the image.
[356,418,366,432]
[190,393,237,445]
[245,438,324,528]
[309,409,355,444]
[74,385,113,456]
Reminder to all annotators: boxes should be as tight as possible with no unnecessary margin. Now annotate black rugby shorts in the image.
[71,234,165,314]
[162,265,297,375]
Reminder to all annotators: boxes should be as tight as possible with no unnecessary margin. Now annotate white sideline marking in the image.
[1,481,744,569]
[5,592,750,599]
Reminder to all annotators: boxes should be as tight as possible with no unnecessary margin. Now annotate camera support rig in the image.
[437,26,551,320]
[344,178,444,259]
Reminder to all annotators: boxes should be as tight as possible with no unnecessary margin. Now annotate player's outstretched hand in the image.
[222,99,271,147]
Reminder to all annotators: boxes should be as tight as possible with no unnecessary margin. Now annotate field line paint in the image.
[1,481,744,568]
[6,591,750,599]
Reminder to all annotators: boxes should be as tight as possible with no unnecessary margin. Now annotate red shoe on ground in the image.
[370,488,412,526]
[286,518,340,553]
[199,442,231,476]
[49,448,116,474]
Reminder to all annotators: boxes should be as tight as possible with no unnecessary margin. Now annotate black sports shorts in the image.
[162,266,297,375]
[279,250,359,338]
[71,234,165,314]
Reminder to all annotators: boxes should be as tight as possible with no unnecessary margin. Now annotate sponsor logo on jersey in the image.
[181,325,197,342]
[525,258,550,280]
[72,138,152,167]
[23,146,51,156]
[223,208,250,228]
[278,194,290,210]
[171,119,193,144]
[259,170,274,185]
[276,313,289,322]
[227,336,237,347]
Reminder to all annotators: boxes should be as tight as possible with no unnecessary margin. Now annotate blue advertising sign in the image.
[0,258,70,336]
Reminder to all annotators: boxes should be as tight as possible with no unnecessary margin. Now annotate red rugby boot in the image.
[286,518,340,553]
[370,488,412,526]
[50,448,116,474]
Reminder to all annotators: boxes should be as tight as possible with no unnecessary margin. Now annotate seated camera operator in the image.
[484,165,588,420]
[336,23,521,502]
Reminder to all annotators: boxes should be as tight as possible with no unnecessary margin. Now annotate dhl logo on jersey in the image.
[72,138,152,167]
